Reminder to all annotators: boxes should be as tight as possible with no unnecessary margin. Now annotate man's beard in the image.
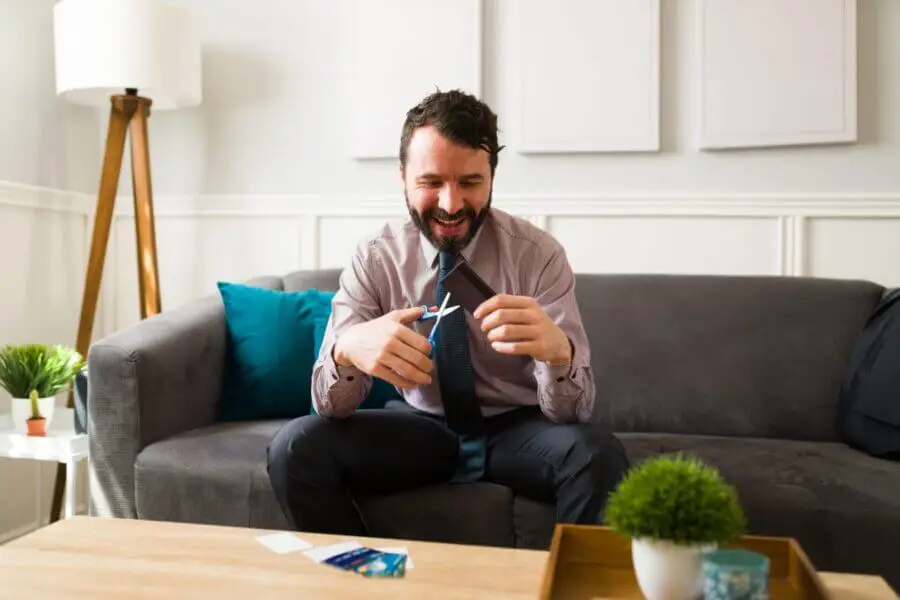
[407,191,492,255]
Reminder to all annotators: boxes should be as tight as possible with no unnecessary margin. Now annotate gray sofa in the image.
[86,270,900,590]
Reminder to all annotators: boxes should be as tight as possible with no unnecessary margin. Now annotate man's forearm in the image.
[311,341,370,418]
[533,340,595,423]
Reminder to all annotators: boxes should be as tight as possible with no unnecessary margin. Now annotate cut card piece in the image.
[324,547,385,572]
[357,552,407,578]
[377,546,414,569]
[302,541,363,563]
[255,532,313,554]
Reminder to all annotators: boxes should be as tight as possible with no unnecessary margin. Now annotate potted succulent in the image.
[0,344,84,435]
[604,453,747,600]
[26,388,46,436]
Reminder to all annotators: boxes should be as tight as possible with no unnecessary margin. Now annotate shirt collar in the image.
[420,213,489,269]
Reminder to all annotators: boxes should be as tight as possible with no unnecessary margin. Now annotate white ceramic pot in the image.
[10,396,56,434]
[632,537,717,600]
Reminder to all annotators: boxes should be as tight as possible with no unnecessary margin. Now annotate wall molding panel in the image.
[697,0,857,150]
[0,181,94,215]
[105,192,900,219]
[514,0,660,153]
[3,183,899,330]
[346,0,483,159]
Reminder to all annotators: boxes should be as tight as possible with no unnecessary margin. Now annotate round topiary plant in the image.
[604,453,749,600]
[604,452,747,545]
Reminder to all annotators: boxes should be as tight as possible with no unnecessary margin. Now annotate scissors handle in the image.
[427,327,439,359]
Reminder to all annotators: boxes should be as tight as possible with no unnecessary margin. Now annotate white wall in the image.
[4,0,900,540]
[102,0,900,332]
[0,0,101,542]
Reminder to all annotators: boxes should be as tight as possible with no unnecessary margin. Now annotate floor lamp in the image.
[51,0,202,522]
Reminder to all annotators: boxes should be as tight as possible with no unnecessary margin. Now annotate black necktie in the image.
[436,251,486,482]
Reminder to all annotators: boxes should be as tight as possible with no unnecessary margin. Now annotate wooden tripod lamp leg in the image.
[73,98,131,371]
[51,94,136,524]
[129,97,162,319]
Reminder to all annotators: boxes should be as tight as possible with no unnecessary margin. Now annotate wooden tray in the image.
[539,524,831,599]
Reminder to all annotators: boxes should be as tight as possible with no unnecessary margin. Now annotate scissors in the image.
[418,292,459,358]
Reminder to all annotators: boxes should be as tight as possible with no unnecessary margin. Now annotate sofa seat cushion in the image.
[135,420,518,547]
[618,432,900,584]
[135,420,291,530]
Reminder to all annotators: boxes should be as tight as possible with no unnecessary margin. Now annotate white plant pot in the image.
[632,537,717,600]
[10,396,57,433]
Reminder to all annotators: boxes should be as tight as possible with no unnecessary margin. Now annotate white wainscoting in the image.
[0,181,94,544]
[106,192,900,331]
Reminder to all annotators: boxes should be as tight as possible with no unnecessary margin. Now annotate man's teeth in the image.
[437,217,464,225]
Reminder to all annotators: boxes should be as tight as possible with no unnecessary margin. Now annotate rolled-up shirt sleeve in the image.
[530,243,595,424]
[311,245,384,418]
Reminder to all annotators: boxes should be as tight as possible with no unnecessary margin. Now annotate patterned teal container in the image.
[702,549,769,599]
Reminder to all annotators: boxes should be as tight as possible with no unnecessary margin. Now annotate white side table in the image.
[0,407,88,518]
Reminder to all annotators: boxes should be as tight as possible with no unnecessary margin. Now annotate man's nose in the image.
[438,184,463,214]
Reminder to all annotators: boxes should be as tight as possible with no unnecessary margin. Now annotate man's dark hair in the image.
[399,89,505,175]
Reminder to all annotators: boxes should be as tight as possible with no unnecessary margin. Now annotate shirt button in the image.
[556,376,564,382]
[347,375,354,381]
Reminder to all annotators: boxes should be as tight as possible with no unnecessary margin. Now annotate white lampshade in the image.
[53,0,202,110]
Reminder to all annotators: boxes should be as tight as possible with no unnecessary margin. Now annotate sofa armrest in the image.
[88,294,226,519]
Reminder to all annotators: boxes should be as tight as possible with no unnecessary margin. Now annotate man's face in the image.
[401,125,493,254]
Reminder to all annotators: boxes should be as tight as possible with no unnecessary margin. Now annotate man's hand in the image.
[333,306,434,389]
[473,295,572,365]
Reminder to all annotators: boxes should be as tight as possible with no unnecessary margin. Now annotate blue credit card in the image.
[323,547,383,571]
[355,552,407,578]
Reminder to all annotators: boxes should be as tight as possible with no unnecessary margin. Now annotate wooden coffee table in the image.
[0,516,896,599]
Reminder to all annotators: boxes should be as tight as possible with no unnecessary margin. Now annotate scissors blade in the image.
[440,304,460,317]
[432,292,452,331]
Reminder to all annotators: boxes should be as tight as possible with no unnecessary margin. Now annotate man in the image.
[267,89,629,537]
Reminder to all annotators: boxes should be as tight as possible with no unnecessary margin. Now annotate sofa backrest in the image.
[575,274,882,442]
[278,269,884,442]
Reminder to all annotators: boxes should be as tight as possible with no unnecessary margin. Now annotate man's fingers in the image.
[394,324,433,356]
[486,324,540,343]
[490,340,541,356]
[473,294,534,319]
[386,336,433,374]
[378,350,432,386]
[390,306,426,324]
[480,308,538,332]
[371,363,419,389]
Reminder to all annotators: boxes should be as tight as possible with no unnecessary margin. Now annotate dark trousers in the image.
[266,402,630,537]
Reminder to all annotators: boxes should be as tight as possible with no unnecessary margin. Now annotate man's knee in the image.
[560,424,630,484]
[266,414,336,484]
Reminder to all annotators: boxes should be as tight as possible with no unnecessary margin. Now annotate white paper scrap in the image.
[256,532,314,554]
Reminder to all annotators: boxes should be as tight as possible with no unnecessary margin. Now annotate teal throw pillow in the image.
[217,281,400,421]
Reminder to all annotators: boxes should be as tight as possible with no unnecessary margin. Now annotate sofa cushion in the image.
[135,420,518,547]
[618,432,900,583]
[135,420,290,530]
[576,274,884,441]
